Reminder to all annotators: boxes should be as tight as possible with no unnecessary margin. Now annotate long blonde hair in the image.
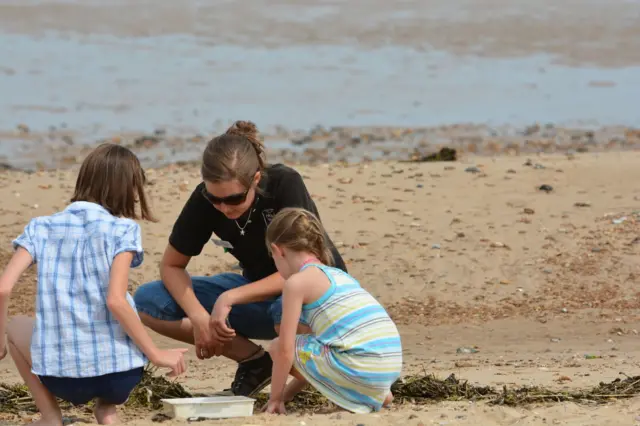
[266,208,334,266]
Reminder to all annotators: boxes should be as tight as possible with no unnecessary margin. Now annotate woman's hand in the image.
[263,398,286,415]
[209,294,236,356]
[191,312,217,360]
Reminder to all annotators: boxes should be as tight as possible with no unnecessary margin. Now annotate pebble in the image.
[456,347,479,354]
[538,184,554,193]
[612,217,627,224]
[561,308,568,313]
[574,201,591,207]
[432,243,441,249]
[543,268,553,274]
[523,208,535,214]
[465,166,481,174]
[550,338,561,343]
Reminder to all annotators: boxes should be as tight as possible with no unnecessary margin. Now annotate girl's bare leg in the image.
[7,316,63,426]
[93,398,118,425]
[282,369,309,402]
[383,392,394,407]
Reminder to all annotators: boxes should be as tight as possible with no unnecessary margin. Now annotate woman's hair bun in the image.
[227,120,258,140]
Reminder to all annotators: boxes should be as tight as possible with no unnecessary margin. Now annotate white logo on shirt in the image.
[262,209,275,226]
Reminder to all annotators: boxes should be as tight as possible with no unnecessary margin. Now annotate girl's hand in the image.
[150,348,188,377]
[209,295,236,354]
[263,399,286,415]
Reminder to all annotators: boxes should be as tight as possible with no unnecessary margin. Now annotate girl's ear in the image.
[253,171,262,186]
[270,243,284,258]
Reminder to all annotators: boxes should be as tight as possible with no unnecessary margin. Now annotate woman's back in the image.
[16,201,146,378]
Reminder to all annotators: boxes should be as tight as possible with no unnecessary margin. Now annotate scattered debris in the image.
[408,147,457,163]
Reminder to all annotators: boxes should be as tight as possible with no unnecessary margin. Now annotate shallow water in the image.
[0,0,639,156]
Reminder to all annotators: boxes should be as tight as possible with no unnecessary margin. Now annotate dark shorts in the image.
[133,273,306,341]
[39,367,144,406]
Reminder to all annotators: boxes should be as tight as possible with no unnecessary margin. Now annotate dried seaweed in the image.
[3,369,640,416]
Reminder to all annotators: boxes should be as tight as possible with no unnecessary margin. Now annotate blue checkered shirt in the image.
[13,201,148,378]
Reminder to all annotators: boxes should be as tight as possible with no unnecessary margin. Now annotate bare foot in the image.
[383,392,394,408]
[94,399,119,425]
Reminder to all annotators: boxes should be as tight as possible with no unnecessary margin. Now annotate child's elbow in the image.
[106,295,126,312]
[269,337,294,359]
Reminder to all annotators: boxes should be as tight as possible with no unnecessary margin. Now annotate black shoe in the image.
[228,352,273,397]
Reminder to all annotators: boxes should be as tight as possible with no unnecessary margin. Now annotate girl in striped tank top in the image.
[263,208,403,415]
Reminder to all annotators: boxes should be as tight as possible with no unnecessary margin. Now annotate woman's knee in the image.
[132,280,183,321]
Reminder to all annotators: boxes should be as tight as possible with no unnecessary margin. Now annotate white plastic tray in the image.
[161,396,256,419]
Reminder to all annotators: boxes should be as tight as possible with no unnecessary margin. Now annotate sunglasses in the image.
[201,186,250,206]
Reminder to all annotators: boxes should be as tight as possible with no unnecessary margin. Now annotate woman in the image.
[133,121,346,397]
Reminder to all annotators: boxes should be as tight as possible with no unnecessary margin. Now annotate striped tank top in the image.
[294,263,403,413]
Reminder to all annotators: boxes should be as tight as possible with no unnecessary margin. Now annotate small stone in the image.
[456,232,465,238]
[574,202,591,207]
[465,166,481,174]
[456,347,479,354]
[523,208,535,214]
[338,177,353,184]
[432,244,441,249]
[534,163,546,169]
[550,338,561,343]
[543,268,553,274]
[538,184,554,193]
[561,307,568,313]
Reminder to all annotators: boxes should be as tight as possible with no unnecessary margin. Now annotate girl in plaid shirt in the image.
[0,144,188,425]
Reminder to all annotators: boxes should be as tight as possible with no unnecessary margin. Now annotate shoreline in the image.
[1,122,639,172]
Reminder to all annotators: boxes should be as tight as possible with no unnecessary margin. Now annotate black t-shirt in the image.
[169,163,347,282]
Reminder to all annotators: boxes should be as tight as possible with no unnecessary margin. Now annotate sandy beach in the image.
[2,0,640,424]
[1,150,639,425]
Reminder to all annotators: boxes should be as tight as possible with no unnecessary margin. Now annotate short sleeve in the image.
[114,222,144,268]
[273,168,348,273]
[274,170,317,211]
[168,184,216,257]
[12,219,38,262]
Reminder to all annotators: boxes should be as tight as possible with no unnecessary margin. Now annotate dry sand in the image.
[1,151,640,425]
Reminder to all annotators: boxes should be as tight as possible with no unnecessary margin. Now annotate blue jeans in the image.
[133,273,287,341]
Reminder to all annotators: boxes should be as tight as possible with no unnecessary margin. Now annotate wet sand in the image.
[1,0,639,158]
[2,0,640,67]
[1,151,640,425]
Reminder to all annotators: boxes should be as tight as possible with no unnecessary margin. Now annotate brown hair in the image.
[201,120,266,189]
[71,143,156,221]
[266,207,334,266]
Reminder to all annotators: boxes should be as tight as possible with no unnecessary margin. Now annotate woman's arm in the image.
[268,275,305,404]
[222,272,285,306]
[160,244,209,322]
[0,248,34,358]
